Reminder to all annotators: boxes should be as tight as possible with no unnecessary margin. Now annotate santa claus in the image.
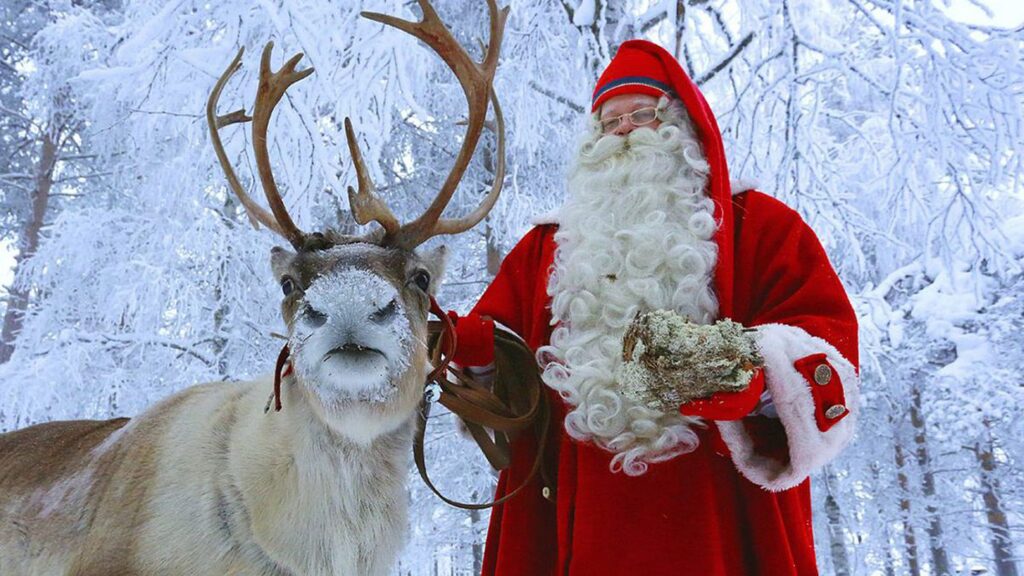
[448,39,859,575]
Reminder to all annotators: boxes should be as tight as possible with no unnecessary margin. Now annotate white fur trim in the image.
[730,178,759,195]
[716,323,859,491]
[530,210,560,225]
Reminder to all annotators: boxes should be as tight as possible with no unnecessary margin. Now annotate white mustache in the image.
[573,124,710,184]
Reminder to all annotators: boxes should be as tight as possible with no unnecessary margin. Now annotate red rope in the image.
[427,295,457,386]
[273,344,291,412]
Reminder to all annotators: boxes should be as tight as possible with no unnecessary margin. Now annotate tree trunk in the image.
[485,219,501,278]
[211,193,238,378]
[975,430,1019,576]
[0,132,57,363]
[871,461,900,576]
[822,467,852,576]
[884,536,898,576]
[470,490,484,575]
[894,438,922,576]
[212,256,231,378]
[561,0,614,79]
[481,127,502,278]
[910,385,951,576]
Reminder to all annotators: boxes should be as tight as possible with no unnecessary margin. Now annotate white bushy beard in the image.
[537,119,720,476]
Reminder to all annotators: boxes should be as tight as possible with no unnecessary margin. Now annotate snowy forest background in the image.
[1,0,1022,574]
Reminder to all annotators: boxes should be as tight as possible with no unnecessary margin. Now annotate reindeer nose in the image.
[370,298,399,323]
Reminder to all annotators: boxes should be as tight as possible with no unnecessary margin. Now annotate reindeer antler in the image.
[346,0,508,251]
[207,43,313,250]
[344,118,401,240]
[207,47,281,236]
[251,43,314,249]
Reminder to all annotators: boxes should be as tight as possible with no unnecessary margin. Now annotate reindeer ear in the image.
[420,245,448,294]
[270,246,296,280]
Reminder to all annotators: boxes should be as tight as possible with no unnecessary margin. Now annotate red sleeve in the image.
[734,193,858,365]
[453,226,551,365]
[716,191,860,491]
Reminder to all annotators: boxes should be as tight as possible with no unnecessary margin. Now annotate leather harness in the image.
[270,296,553,510]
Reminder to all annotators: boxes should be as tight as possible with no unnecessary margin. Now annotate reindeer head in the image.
[207,0,508,442]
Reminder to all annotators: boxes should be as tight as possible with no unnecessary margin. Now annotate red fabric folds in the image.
[469,191,857,576]
[456,38,858,576]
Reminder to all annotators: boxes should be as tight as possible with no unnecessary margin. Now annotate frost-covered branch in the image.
[696,31,754,86]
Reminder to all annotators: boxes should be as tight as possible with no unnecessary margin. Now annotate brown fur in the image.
[0,392,191,575]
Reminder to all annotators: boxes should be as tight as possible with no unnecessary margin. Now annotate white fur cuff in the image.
[716,323,859,491]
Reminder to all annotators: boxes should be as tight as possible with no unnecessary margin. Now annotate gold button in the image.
[825,404,847,420]
[813,364,833,385]
[542,487,552,499]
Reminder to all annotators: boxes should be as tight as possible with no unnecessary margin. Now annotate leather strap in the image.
[271,344,291,412]
[416,298,553,509]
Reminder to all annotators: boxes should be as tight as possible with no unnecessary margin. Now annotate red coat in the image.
[457,40,859,575]
[459,189,859,575]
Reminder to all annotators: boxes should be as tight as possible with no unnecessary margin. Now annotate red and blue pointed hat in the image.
[591,42,677,112]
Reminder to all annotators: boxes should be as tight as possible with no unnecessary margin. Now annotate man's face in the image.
[598,93,663,136]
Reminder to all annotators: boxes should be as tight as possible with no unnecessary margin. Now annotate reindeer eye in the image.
[411,270,431,292]
[281,277,298,296]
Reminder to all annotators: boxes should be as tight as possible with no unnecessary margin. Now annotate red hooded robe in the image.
[455,40,860,576]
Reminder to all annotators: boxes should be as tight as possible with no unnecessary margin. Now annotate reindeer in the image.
[0,2,507,574]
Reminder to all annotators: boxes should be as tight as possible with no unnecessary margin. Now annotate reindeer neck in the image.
[235,372,414,490]
[226,375,413,574]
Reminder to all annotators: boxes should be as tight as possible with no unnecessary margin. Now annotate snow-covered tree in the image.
[1,0,1021,574]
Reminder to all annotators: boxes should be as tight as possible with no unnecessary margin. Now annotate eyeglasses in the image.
[599,106,660,134]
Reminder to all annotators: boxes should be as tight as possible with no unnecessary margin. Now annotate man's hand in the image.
[618,310,763,416]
